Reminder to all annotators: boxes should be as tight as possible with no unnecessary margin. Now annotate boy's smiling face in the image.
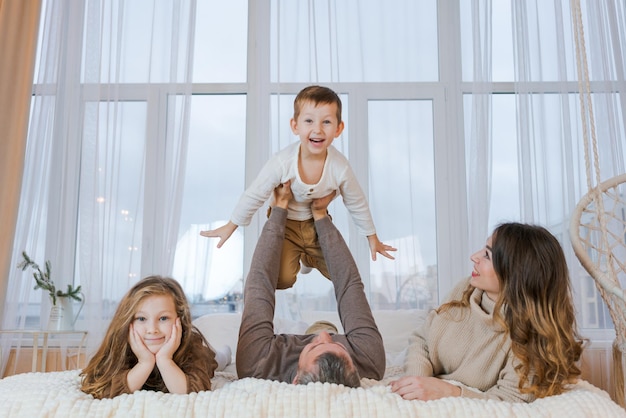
[290,101,344,157]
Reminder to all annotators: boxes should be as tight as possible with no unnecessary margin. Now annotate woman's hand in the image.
[391,376,462,401]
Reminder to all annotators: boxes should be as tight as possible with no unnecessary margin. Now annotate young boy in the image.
[201,85,396,289]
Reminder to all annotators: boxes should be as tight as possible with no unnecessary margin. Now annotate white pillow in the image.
[193,313,241,373]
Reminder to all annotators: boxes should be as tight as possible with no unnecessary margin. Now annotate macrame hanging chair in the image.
[568,0,626,408]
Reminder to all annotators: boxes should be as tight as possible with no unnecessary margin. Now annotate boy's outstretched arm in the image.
[367,234,397,261]
[200,222,238,248]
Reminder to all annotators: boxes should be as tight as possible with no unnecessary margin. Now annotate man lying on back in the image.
[236,180,386,386]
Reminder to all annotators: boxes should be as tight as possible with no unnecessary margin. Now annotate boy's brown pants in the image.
[277,217,331,289]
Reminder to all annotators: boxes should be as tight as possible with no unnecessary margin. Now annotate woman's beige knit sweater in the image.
[404,278,534,403]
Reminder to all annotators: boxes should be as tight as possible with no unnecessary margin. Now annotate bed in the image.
[0,310,624,418]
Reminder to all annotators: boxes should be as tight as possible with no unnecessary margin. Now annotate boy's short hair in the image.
[293,85,342,124]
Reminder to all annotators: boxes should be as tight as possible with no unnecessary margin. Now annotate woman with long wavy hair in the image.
[80,276,217,399]
[392,223,585,402]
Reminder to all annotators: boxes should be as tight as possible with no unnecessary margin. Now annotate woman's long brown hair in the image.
[491,223,585,397]
[440,223,585,398]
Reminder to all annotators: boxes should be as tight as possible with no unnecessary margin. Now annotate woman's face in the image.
[469,235,500,301]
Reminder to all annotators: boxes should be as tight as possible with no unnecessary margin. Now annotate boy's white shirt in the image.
[230,142,377,237]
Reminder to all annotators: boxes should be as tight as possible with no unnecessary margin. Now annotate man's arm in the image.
[235,208,284,377]
[312,193,386,379]
[235,183,292,378]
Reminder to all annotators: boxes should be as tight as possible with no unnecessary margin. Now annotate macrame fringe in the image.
[611,340,625,408]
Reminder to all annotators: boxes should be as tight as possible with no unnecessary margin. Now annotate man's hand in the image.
[311,190,336,220]
[273,180,293,209]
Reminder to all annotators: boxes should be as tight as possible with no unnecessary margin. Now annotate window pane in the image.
[271,0,438,82]
[77,101,147,301]
[460,0,581,82]
[466,92,625,234]
[460,0,515,82]
[464,92,622,332]
[368,100,437,310]
[82,0,197,83]
[173,95,247,315]
[193,0,248,82]
[463,94,524,230]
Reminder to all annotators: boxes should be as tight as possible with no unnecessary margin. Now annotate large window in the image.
[15,0,625,343]
[173,95,247,314]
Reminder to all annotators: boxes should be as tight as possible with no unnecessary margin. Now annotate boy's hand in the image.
[311,191,336,220]
[367,234,397,261]
[200,221,238,248]
[273,180,293,209]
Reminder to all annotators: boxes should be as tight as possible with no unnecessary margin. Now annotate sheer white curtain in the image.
[572,0,626,181]
[1,0,196,375]
[511,5,623,257]
[4,0,626,377]
[464,0,494,250]
[511,0,581,229]
[269,0,440,317]
[268,0,626,322]
[485,0,625,336]
[478,0,626,234]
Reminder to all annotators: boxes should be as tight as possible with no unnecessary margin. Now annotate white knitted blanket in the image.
[0,367,624,418]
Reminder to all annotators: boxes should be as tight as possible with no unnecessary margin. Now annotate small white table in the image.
[0,330,88,372]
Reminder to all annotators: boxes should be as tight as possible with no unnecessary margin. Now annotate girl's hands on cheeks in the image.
[129,323,156,366]
[391,376,461,401]
[153,318,187,394]
[156,318,182,362]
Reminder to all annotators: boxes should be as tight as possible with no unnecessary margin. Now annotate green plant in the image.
[17,251,82,305]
